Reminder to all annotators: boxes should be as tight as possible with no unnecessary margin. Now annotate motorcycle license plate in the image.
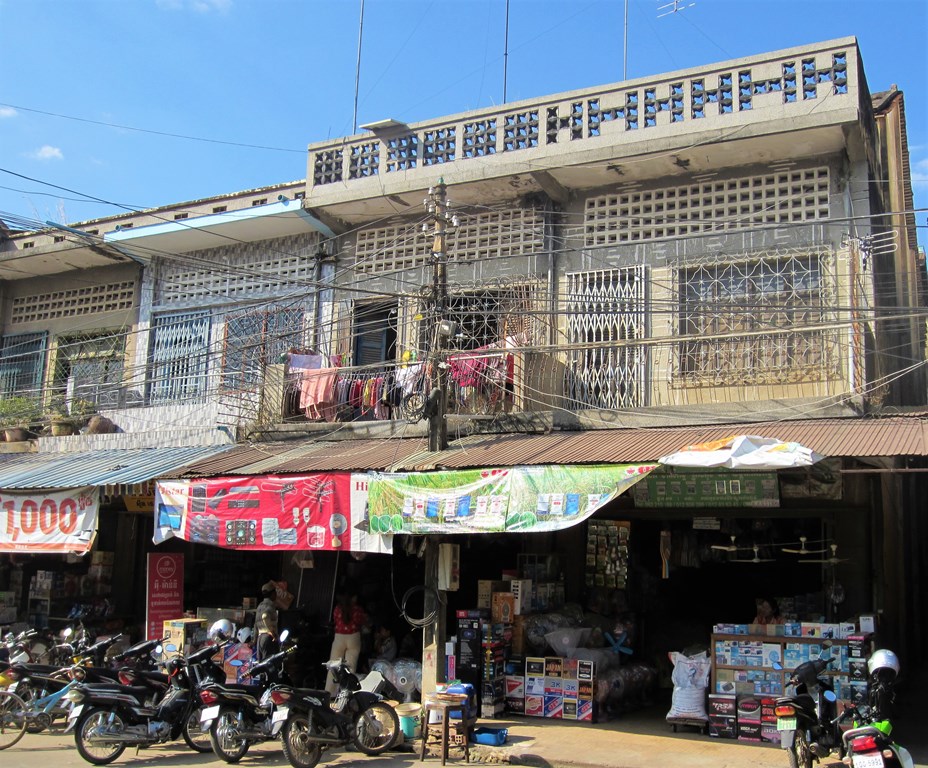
[272,707,289,724]
[200,705,220,722]
[852,755,884,768]
[69,704,84,721]
[776,717,797,731]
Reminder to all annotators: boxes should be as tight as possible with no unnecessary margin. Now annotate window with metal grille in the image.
[564,268,648,410]
[52,332,127,409]
[148,311,211,403]
[0,332,47,397]
[222,306,305,391]
[676,251,837,385]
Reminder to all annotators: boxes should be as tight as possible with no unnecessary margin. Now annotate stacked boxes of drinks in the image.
[481,621,509,717]
[521,656,594,721]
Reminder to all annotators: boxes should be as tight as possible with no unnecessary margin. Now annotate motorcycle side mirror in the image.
[280,629,290,643]
[822,640,833,649]
[229,659,245,667]
[772,662,784,671]
[155,645,163,656]
[824,690,837,702]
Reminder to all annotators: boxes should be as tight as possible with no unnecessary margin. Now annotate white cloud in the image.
[0,106,17,119]
[913,157,928,189]
[27,145,64,161]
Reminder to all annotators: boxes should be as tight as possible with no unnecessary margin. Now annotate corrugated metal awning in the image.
[162,416,928,479]
[396,417,928,471]
[0,445,235,491]
[167,438,429,478]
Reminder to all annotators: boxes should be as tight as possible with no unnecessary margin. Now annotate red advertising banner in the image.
[146,552,184,640]
[0,486,98,553]
[153,473,391,554]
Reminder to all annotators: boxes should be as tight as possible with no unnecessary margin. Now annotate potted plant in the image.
[46,396,77,436]
[0,396,42,441]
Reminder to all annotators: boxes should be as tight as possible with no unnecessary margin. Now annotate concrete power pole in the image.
[421,179,455,694]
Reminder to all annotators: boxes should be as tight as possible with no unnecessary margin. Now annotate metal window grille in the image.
[564,268,648,410]
[222,306,305,391]
[675,250,839,385]
[148,311,211,403]
[53,332,127,408]
[0,332,47,397]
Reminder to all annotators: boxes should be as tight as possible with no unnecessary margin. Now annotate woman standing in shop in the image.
[325,583,367,694]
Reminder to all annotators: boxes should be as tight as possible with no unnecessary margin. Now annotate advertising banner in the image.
[365,464,656,534]
[0,486,98,553]
[154,473,391,554]
[146,552,184,640]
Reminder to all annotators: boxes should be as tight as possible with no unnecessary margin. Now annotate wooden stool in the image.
[419,695,475,765]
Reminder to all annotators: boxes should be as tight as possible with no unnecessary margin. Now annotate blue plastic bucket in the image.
[396,703,421,739]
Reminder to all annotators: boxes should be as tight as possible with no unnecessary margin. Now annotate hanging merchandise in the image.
[585,520,630,588]
[659,530,671,579]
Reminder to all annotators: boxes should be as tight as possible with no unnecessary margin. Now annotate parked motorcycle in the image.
[774,642,843,768]
[271,657,399,768]
[837,649,913,768]
[64,621,229,764]
[199,629,294,763]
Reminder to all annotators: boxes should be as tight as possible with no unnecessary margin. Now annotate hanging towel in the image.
[300,367,339,421]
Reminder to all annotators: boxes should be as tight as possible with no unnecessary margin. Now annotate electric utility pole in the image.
[425,179,454,452]
[421,179,455,694]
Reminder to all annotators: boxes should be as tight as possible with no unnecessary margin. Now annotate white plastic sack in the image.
[545,627,591,655]
[666,651,710,721]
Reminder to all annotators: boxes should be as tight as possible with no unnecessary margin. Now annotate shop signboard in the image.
[146,552,184,640]
[0,486,98,553]
[632,469,779,508]
[153,473,391,554]
[366,464,656,534]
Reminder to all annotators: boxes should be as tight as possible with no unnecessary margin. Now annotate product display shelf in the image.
[710,633,850,697]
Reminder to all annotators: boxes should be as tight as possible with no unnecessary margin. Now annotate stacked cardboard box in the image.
[707,694,737,738]
[736,695,763,743]
[162,618,207,659]
[523,656,594,722]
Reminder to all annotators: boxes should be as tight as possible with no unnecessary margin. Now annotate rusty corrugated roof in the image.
[168,438,429,478]
[394,416,928,471]
[163,416,928,478]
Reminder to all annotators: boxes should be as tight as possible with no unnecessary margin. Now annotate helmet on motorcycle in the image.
[208,619,235,642]
[867,649,900,684]
[236,627,253,644]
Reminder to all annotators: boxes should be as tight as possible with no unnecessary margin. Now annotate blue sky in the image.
[0,0,925,249]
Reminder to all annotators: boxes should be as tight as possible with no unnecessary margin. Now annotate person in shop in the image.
[325,583,368,694]
[255,581,279,661]
[372,622,398,662]
[753,596,784,625]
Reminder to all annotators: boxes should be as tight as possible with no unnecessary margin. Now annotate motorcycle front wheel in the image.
[209,708,250,764]
[787,729,814,768]
[74,708,127,766]
[351,701,399,755]
[13,683,46,733]
[182,706,213,752]
[281,713,323,768]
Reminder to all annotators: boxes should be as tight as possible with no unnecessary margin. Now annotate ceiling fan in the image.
[730,545,776,564]
[711,535,743,552]
[799,544,849,565]
[782,536,829,555]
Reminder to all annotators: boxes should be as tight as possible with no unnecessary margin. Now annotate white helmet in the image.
[236,627,253,644]
[867,649,900,683]
[208,619,235,642]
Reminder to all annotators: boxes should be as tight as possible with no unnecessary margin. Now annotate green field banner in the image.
[366,464,656,534]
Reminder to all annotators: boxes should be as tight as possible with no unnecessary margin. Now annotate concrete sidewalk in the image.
[2,704,924,768]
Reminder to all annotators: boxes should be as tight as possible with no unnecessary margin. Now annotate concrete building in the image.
[1,37,925,682]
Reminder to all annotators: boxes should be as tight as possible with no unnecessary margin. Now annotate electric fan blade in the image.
[782,536,829,555]
[730,545,775,563]
[799,544,848,564]
[711,535,740,552]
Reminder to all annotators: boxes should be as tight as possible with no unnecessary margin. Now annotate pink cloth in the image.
[448,351,489,387]
[300,368,339,421]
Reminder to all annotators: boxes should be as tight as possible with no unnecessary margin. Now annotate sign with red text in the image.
[0,486,98,553]
[153,473,391,554]
[146,553,184,640]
